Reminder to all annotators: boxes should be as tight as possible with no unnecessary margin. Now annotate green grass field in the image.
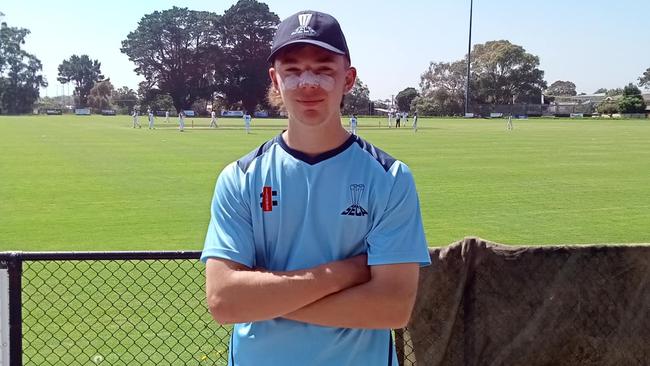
[1,115,649,251]
[2,114,649,365]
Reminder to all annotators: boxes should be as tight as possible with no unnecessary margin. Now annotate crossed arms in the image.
[205,256,419,329]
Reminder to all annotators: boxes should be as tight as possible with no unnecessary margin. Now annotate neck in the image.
[283,116,350,157]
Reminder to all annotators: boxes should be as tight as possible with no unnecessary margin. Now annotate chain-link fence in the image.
[4,241,648,366]
[0,251,418,365]
[1,252,233,366]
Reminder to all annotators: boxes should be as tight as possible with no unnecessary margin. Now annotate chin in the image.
[287,108,326,126]
[299,113,328,126]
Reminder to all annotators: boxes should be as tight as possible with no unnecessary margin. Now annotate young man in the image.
[165,110,170,123]
[209,110,218,128]
[202,10,430,366]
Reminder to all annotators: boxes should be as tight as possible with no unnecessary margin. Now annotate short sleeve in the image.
[366,162,431,266]
[200,162,255,267]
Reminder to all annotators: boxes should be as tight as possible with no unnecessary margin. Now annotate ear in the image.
[343,66,357,95]
[269,67,279,92]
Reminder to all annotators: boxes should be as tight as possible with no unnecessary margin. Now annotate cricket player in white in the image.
[165,110,170,123]
[132,109,141,128]
[209,110,218,128]
[412,112,418,132]
[178,111,185,132]
[148,109,155,129]
[349,114,358,135]
[506,115,513,131]
[243,113,251,133]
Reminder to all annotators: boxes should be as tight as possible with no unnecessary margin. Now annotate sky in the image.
[2,0,649,101]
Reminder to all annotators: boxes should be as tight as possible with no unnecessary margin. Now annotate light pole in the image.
[464,0,474,117]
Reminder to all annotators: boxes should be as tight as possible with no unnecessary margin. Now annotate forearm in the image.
[206,256,369,324]
[212,268,338,323]
[283,264,419,329]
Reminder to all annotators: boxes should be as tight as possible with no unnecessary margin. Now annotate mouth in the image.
[297,99,325,107]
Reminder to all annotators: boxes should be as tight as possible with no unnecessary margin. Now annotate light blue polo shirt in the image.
[201,133,431,366]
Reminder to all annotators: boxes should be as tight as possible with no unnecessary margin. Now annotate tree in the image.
[412,88,463,116]
[410,96,437,116]
[639,67,650,89]
[395,87,418,112]
[57,55,104,107]
[112,86,138,114]
[618,83,646,114]
[594,88,608,94]
[121,7,222,112]
[218,0,279,114]
[606,88,624,97]
[87,79,114,111]
[416,60,465,115]
[470,40,546,104]
[0,20,47,114]
[137,81,174,112]
[342,77,370,115]
[546,80,577,96]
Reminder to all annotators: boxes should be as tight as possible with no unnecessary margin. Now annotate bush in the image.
[618,83,646,113]
[597,100,619,116]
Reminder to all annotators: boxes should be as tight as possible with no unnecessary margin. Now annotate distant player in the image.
[132,109,141,128]
[165,110,170,123]
[395,112,401,128]
[243,113,251,133]
[412,112,418,132]
[506,115,513,131]
[349,113,358,135]
[178,111,185,132]
[148,109,155,129]
[209,110,218,128]
[387,111,393,128]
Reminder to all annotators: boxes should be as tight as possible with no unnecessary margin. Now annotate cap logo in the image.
[291,13,316,36]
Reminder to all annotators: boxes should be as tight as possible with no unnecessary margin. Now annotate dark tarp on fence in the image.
[398,237,650,365]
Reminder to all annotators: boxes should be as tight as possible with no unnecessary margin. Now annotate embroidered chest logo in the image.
[341,184,368,216]
[291,13,316,36]
[260,186,278,212]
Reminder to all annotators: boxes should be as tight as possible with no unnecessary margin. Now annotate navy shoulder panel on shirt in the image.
[236,135,279,173]
[354,136,397,172]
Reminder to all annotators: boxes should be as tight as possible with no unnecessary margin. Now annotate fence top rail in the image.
[0,250,202,261]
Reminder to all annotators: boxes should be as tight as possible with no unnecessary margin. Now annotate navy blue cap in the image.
[268,10,350,63]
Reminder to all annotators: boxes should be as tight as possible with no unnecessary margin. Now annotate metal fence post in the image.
[6,253,22,366]
[0,259,10,366]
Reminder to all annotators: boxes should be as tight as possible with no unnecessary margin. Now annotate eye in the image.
[283,67,301,74]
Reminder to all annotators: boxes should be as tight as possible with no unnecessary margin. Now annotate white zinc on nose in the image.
[279,70,335,91]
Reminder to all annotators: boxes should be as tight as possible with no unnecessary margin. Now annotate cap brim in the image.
[267,39,346,63]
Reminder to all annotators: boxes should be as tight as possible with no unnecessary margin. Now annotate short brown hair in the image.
[267,85,286,114]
